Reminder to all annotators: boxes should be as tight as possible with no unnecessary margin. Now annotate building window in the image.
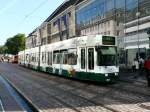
[68,12,71,17]
[108,21,110,26]
[117,30,120,36]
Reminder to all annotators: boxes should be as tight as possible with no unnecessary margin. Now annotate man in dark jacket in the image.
[144,57,150,87]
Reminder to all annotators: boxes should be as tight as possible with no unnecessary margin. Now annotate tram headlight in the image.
[106,79,110,82]
[115,73,118,76]
[105,74,108,77]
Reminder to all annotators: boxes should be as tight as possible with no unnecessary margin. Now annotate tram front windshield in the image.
[97,46,117,66]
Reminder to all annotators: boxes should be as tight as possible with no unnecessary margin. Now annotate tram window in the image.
[43,52,46,63]
[33,54,34,62]
[34,53,37,62]
[53,53,57,64]
[34,53,36,62]
[88,48,94,70]
[44,52,46,63]
[48,52,52,65]
[31,54,34,62]
[81,49,85,69]
[32,54,34,62]
[42,52,44,63]
[63,53,68,64]
[97,46,117,66]
[36,53,39,62]
[29,55,31,63]
[57,53,62,64]
[68,52,77,65]
[33,54,35,62]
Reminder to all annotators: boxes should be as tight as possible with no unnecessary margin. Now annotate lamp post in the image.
[147,28,150,47]
[136,10,140,59]
[147,28,150,56]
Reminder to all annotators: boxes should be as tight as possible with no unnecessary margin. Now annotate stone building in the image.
[26,29,38,49]
[25,0,150,67]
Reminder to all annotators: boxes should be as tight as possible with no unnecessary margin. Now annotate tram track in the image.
[36,72,150,99]
[17,65,150,98]
[113,80,150,96]
[10,67,147,112]
[1,63,150,112]
[27,71,150,110]
[10,72,116,112]
[30,74,150,112]
[51,78,150,104]
[0,75,39,112]
[0,65,114,112]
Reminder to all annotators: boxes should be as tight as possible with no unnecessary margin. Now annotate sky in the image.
[0,0,65,45]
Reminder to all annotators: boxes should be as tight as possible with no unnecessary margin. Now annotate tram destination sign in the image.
[102,36,115,45]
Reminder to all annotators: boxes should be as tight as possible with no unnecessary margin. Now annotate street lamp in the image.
[147,28,150,48]
[136,10,140,59]
[147,28,150,57]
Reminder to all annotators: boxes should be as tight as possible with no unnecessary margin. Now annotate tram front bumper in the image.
[104,73,119,82]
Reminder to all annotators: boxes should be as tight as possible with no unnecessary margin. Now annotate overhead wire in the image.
[18,0,49,25]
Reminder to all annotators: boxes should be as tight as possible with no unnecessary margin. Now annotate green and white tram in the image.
[18,35,119,83]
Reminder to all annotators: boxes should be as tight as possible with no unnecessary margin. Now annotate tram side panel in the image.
[18,35,119,83]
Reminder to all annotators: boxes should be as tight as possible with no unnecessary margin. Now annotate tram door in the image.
[80,47,94,72]
[80,48,86,72]
[58,53,63,75]
[87,48,94,72]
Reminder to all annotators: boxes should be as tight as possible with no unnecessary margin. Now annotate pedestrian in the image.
[1,57,4,62]
[139,57,144,69]
[7,58,10,63]
[144,56,150,87]
[132,58,139,72]
[139,57,144,75]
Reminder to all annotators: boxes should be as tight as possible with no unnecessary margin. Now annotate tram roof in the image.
[43,35,116,51]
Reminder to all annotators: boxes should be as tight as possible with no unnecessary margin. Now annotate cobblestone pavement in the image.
[0,63,150,112]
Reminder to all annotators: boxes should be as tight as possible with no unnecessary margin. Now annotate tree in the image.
[5,33,26,55]
[0,45,7,54]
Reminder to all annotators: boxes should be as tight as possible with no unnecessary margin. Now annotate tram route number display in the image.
[102,36,115,45]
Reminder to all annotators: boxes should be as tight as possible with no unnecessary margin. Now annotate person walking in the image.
[132,58,139,72]
[132,58,140,79]
[139,57,144,75]
[144,57,150,87]
[139,57,144,69]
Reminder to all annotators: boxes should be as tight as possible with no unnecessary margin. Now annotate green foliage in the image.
[5,33,26,55]
[0,45,7,54]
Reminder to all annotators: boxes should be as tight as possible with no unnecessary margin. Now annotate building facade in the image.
[26,29,38,49]
[45,0,76,43]
[75,0,150,67]
[25,0,150,67]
